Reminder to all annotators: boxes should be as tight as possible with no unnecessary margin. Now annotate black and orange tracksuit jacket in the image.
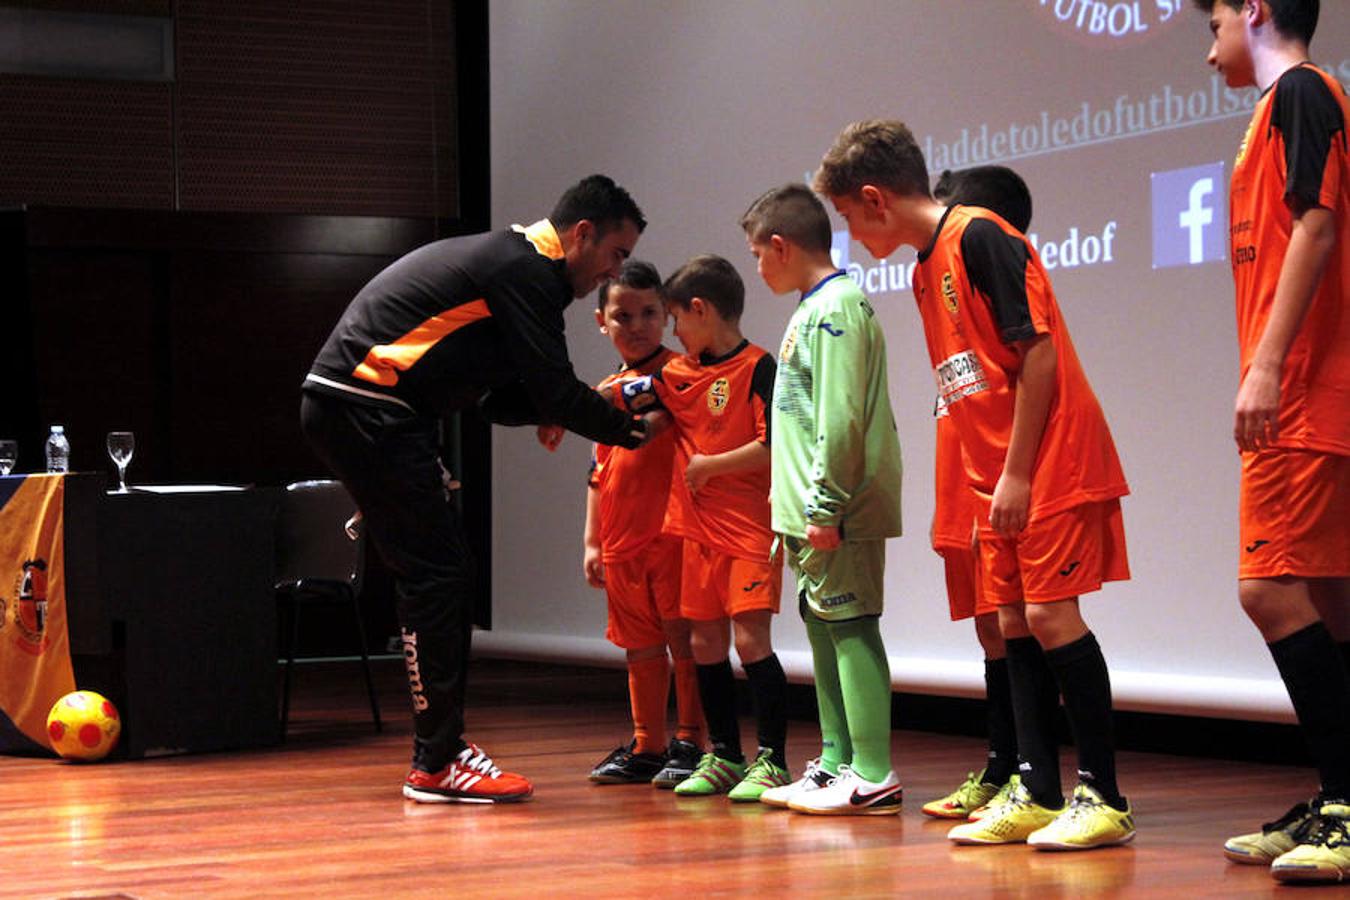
[304,220,641,447]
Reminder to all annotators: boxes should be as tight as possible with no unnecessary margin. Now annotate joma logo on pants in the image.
[402,628,429,712]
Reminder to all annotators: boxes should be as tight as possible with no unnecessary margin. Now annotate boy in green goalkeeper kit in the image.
[741,184,905,814]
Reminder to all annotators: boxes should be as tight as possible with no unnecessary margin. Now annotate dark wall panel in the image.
[165,251,391,484]
[24,249,162,476]
[0,74,173,209]
[2,1,459,218]
[176,1,456,217]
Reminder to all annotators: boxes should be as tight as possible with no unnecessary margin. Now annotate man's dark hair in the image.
[813,119,931,199]
[739,184,833,254]
[933,166,1034,233]
[598,258,663,310]
[663,255,744,322]
[1191,0,1317,44]
[552,174,647,235]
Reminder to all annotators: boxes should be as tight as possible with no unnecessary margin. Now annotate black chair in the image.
[276,479,382,736]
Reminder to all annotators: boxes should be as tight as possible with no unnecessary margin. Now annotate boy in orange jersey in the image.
[816,120,1134,851]
[1194,0,1350,884]
[922,166,1033,822]
[577,260,706,788]
[617,255,790,801]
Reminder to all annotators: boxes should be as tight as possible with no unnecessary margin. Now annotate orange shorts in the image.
[1239,449,1350,580]
[940,546,995,621]
[680,538,782,621]
[978,498,1130,605]
[604,535,683,649]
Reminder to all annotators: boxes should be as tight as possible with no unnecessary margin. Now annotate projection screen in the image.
[482,0,1350,723]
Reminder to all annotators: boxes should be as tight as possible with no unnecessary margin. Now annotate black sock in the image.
[1004,636,1063,808]
[743,653,788,769]
[1044,632,1125,810]
[1339,641,1350,680]
[1269,623,1350,799]
[984,657,1018,785]
[696,660,743,763]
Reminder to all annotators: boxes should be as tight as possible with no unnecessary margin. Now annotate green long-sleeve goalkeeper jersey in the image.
[770,271,903,539]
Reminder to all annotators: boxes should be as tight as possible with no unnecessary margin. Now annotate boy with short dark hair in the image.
[816,120,1135,850]
[618,255,790,801]
[740,184,905,815]
[922,166,1031,821]
[578,260,706,788]
[1194,0,1350,883]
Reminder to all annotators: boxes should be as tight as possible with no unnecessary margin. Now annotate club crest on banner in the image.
[7,559,50,653]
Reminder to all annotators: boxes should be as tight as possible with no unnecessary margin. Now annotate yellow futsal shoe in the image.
[948,779,1062,845]
[1270,801,1350,884]
[922,768,1001,819]
[968,775,1019,821]
[1028,784,1136,851]
[1223,799,1318,865]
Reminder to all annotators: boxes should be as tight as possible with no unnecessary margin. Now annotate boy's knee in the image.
[731,620,772,664]
[997,605,1031,639]
[1239,577,1318,640]
[1023,599,1086,649]
[661,617,692,642]
[626,645,667,663]
[974,613,1005,657]
[733,634,771,665]
[1238,579,1275,620]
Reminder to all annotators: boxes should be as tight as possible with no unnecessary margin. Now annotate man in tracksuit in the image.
[302,175,655,803]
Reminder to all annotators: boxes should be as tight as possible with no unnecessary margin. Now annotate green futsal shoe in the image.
[727,748,790,802]
[672,752,748,796]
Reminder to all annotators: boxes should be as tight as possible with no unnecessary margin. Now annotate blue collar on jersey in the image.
[801,269,848,303]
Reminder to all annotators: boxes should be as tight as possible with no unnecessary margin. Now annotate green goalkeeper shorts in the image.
[783,535,886,621]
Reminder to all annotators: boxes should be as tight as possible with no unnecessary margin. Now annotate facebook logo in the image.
[830,230,851,269]
[1151,162,1227,269]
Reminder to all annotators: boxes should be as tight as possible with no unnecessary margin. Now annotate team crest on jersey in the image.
[779,324,798,363]
[940,272,959,314]
[1235,115,1257,167]
[706,377,730,415]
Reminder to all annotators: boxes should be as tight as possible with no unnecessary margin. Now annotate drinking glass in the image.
[0,440,15,476]
[107,431,135,493]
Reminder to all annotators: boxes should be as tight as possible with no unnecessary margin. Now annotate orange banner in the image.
[0,475,75,754]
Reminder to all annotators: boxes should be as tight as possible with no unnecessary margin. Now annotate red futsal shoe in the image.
[402,743,534,804]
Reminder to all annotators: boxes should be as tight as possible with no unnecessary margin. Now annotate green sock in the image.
[830,616,893,783]
[805,613,849,774]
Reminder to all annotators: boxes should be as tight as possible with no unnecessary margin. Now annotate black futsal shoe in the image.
[589,740,666,784]
[651,738,703,790]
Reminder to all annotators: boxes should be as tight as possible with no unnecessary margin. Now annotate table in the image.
[1,474,281,758]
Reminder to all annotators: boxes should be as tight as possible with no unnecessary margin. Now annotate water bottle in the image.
[45,425,70,473]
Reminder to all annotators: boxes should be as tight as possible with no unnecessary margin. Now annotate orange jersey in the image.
[622,341,775,562]
[590,347,679,563]
[1229,63,1350,456]
[912,205,1128,520]
[932,404,977,550]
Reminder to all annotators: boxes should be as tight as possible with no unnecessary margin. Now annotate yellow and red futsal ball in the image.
[46,690,121,761]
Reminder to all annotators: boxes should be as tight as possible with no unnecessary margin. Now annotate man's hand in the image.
[640,409,670,442]
[1234,361,1281,452]
[536,424,564,452]
[806,523,841,550]
[583,543,604,588]
[989,471,1031,538]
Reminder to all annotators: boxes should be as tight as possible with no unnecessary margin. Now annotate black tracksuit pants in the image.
[300,390,474,772]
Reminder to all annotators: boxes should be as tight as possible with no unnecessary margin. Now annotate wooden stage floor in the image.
[0,659,1328,898]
